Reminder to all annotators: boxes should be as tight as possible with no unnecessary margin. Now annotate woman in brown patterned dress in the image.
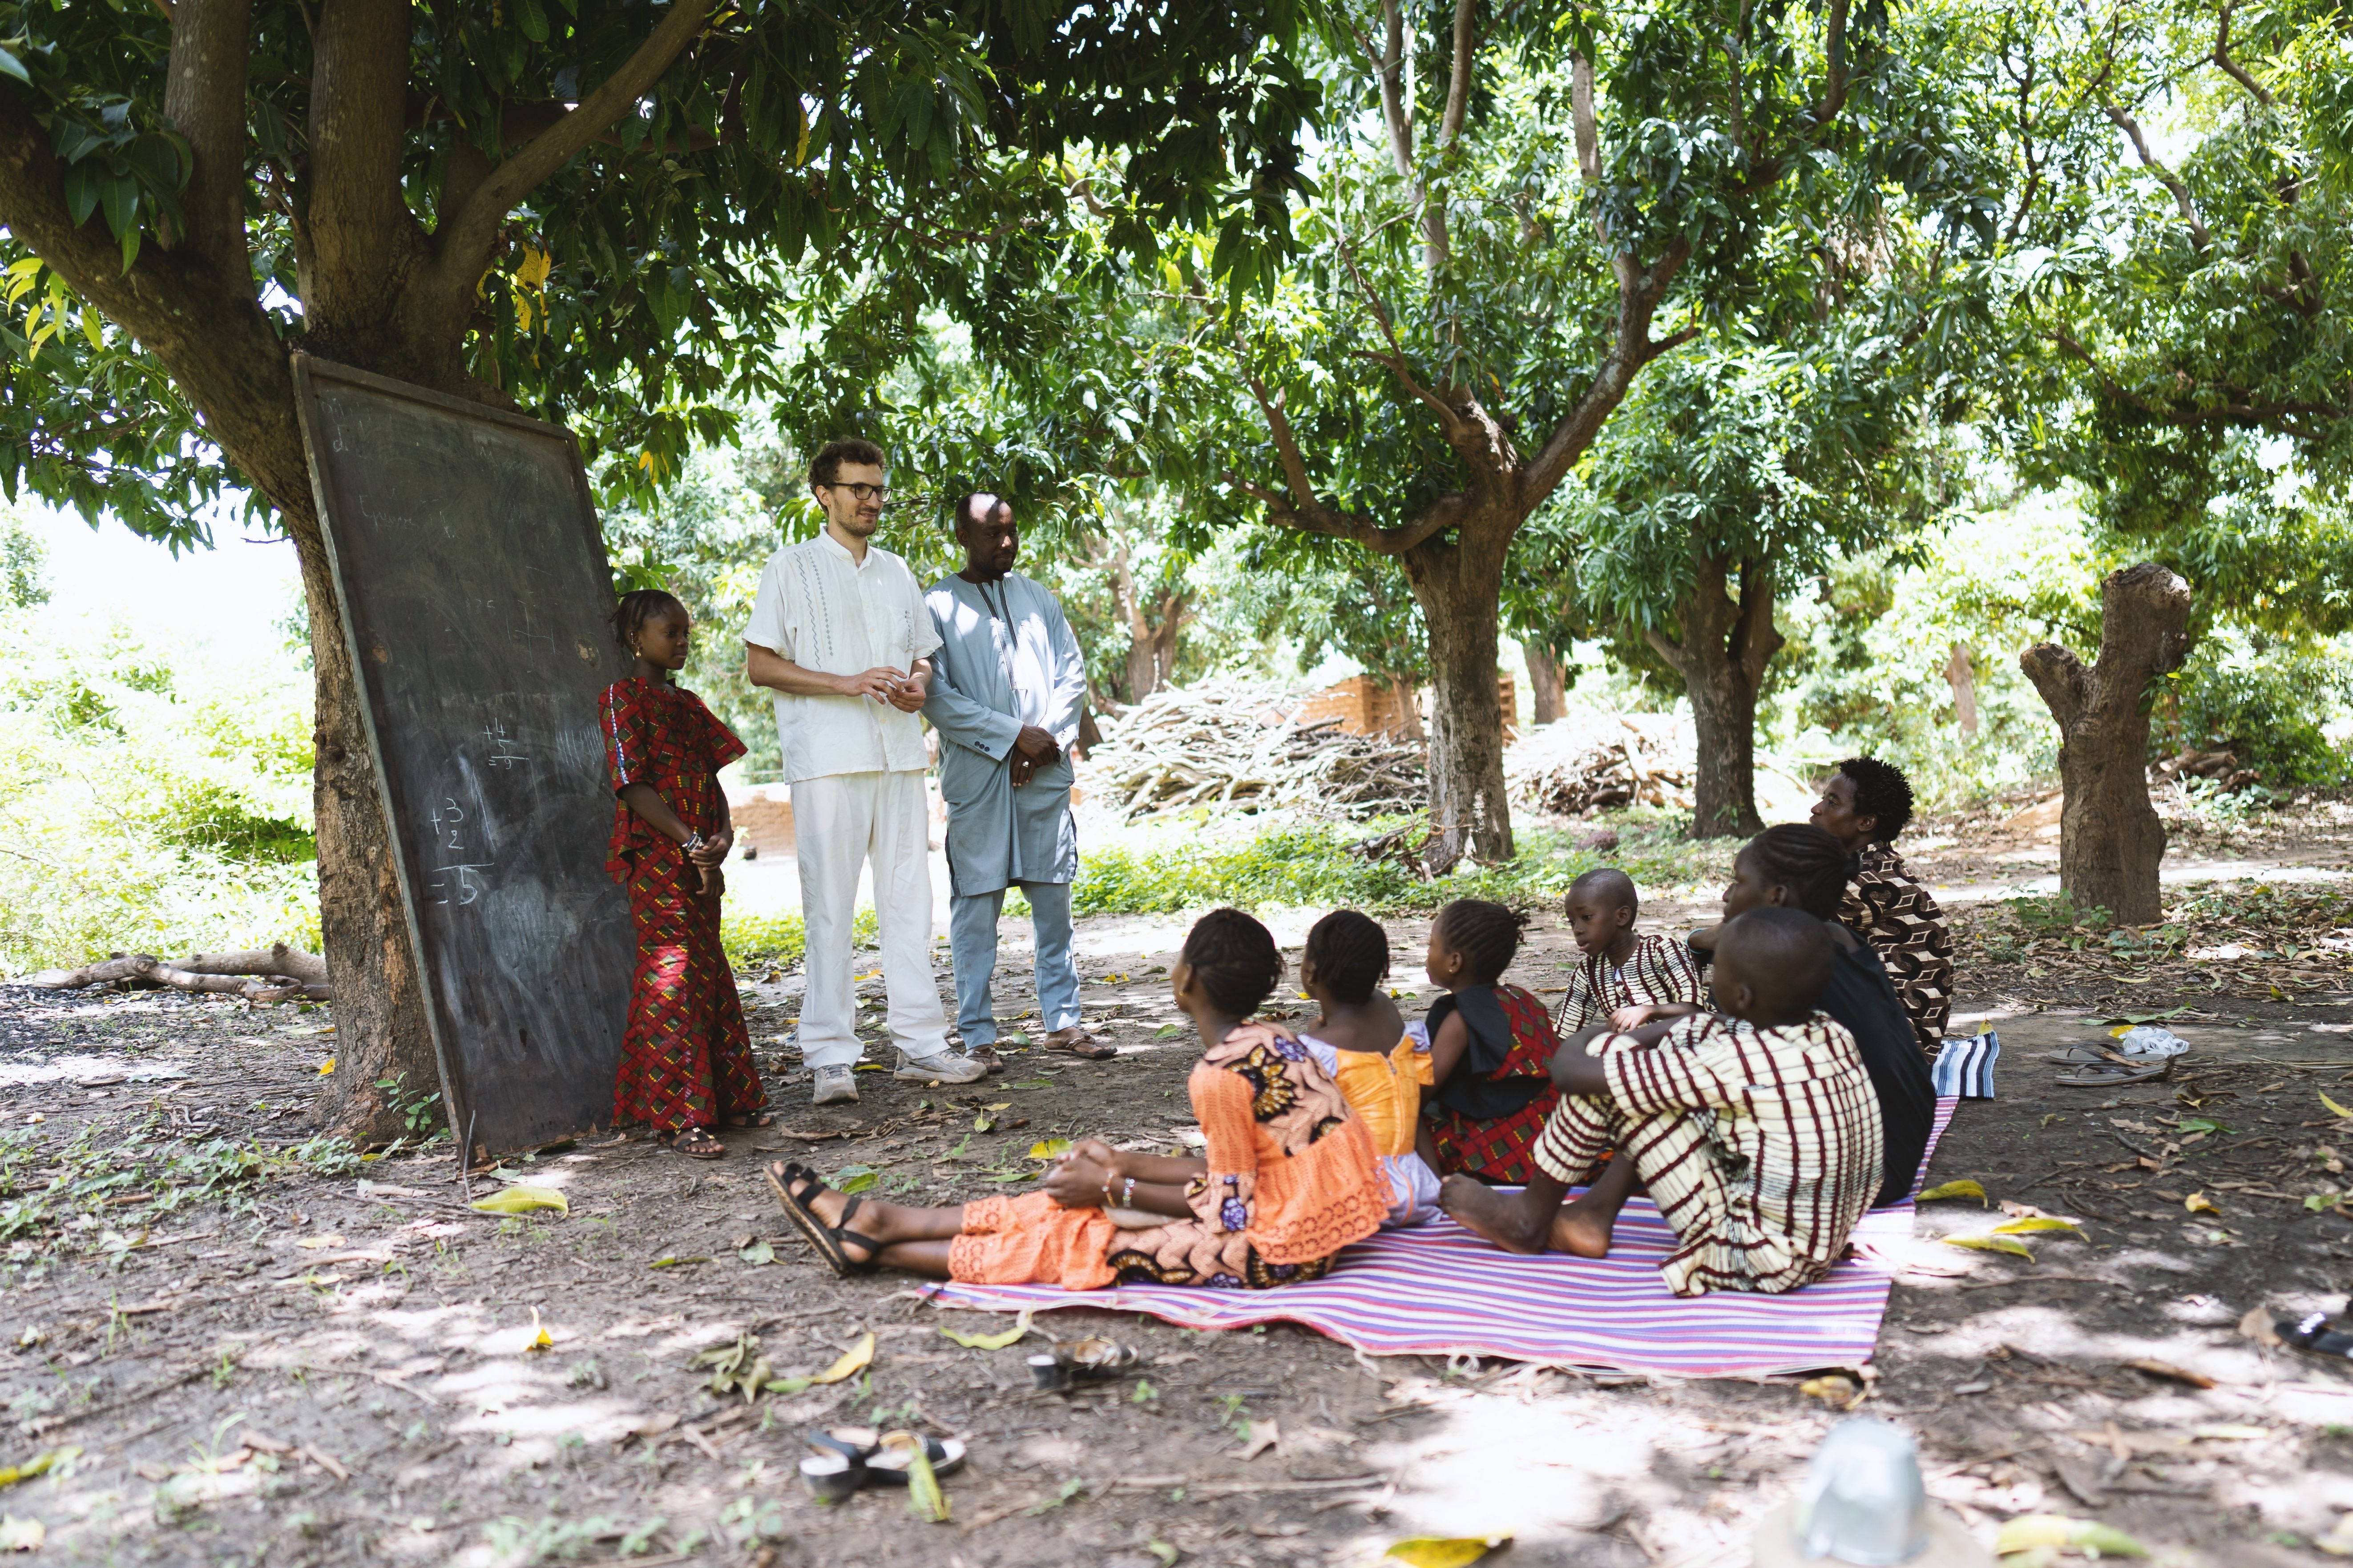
[1811,757,1955,1056]
[764,909,1389,1289]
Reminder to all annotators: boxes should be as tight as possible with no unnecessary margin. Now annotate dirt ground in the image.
[5,803,2353,1566]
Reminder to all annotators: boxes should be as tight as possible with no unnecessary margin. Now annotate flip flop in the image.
[860,1431,966,1485]
[765,1161,880,1276]
[2280,1303,2353,1362]
[799,1451,864,1503]
[1042,1028,1118,1061]
[1027,1336,1142,1390]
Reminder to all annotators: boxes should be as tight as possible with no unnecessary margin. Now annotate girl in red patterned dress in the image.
[599,589,770,1159]
[1417,899,1563,1184]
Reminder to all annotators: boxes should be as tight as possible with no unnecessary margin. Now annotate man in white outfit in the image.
[744,438,987,1104]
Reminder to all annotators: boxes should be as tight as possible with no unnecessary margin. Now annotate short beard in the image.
[833,509,883,538]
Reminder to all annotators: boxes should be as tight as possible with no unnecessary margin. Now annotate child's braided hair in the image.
[1179,907,1284,1018]
[1303,910,1390,1005]
[611,588,687,653]
[1836,756,1917,842]
[1741,823,1857,919]
[1433,899,1530,986]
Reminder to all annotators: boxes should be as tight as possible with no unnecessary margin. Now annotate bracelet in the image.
[1121,1177,1137,1207]
[682,832,706,854]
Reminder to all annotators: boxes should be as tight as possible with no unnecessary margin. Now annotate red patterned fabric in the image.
[598,677,746,880]
[1424,984,1562,1184]
[598,677,761,1134]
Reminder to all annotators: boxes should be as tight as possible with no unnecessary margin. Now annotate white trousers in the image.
[790,770,949,1068]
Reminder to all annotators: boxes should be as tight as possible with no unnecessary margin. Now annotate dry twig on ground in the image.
[24,943,331,1003]
[1079,681,1425,820]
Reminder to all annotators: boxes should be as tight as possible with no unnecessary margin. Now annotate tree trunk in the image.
[1404,529,1514,872]
[1524,645,1568,725]
[290,501,444,1136]
[2019,562,2194,925]
[1647,551,1780,838]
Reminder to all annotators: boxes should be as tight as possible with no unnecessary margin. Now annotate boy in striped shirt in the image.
[1554,868,1705,1034]
[1441,907,1883,1297]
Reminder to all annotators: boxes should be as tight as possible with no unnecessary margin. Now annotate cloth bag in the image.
[1930,1030,1999,1098]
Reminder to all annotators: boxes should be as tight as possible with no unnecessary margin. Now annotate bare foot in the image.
[1546,1192,1620,1258]
[1438,1173,1552,1254]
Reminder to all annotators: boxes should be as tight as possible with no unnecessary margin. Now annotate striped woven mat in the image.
[923,1098,1957,1378]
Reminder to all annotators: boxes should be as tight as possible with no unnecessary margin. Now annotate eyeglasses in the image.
[824,482,889,503]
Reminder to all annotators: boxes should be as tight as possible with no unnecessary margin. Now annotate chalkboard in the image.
[291,355,633,1164]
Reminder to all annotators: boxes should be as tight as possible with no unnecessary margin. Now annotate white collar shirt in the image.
[743,531,943,781]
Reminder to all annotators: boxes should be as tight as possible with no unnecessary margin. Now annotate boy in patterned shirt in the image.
[1554,868,1705,1035]
[1440,907,1884,1297]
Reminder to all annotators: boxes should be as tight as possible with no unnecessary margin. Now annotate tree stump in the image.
[2018,563,2195,925]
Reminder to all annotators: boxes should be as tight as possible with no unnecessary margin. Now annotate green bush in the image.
[719,905,879,968]
[2166,630,2353,787]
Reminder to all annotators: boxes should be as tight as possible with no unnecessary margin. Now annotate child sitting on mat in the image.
[1295,910,1439,1227]
[1440,907,1884,1298]
[1418,899,1562,1185]
[765,907,1389,1289]
[1554,868,1705,1035]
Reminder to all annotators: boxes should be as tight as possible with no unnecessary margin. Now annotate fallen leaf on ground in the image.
[831,1164,880,1195]
[1232,1419,1280,1461]
[1385,1536,1510,1568]
[769,1330,876,1395]
[905,1440,950,1524]
[316,1058,335,1076]
[2126,1358,2216,1388]
[1999,1200,2056,1218]
[469,1185,568,1215]
[1798,1374,1864,1410]
[1153,1024,1185,1038]
[0,1518,40,1551]
[1994,1217,2085,1237]
[2183,1192,2220,1215]
[940,1310,1032,1350]
[2192,1423,2268,1441]
[2240,1306,2284,1347]
[1918,1179,1987,1205]
[738,1241,775,1266]
[647,1255,707,1269]
[527,1306,553,1352]
[2321,1092,2353,1121]
[0,1447,76,1489]
[293,1234,346,1249]
[1944,1233,2034,1257]
[1028,1138,1073,1161]
[2315,1513,2353,1557]
[1991,1515,2148,1558]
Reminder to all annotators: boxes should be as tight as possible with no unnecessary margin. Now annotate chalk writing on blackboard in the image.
[482,718,529,770]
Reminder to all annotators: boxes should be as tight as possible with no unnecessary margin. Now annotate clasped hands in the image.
[1040,1137,1125,1208]
[1008,723,1059,787]
[686,825,732,898]
[840,665,928,713]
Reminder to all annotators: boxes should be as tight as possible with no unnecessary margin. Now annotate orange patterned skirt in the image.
[948,1192,1336,1292]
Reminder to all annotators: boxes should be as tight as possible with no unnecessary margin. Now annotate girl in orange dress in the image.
[599,589,769,1159]
[766,908,1389,1289]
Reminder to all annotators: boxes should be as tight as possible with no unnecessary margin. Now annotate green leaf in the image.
[1992,1217,2083,1237]
[1943,1233,2034,1257]
[738,1240,775,1266]
[905,1439,950,1523]
[1027,1138,1072,1161]
[648,1255,708,1269]
[469,1185,569,1215]
[940,1311,1032,1351]
[832,1164,879,1195]
[0,48,31,88]
[1153,1023,1185,1039]
[513,0,549,42]
[98,173,137,240]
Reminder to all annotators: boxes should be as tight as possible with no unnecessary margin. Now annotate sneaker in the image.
[893,1048,988,1084]
[811,1064,860,1105]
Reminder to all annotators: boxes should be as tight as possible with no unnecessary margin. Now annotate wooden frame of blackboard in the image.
[289,353,633,1163]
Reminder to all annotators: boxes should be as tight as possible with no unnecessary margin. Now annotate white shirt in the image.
[744,532,942,781]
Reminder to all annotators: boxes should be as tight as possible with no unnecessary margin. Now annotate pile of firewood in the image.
[24,944,331,1004]
[1506,711,1697,817]
[2152,746,2261,793]
[1080,682,1426,820]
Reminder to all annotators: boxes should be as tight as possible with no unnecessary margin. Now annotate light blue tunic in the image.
[921,572,1088,896]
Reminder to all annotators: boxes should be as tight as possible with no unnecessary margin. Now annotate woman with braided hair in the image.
[763,908,1389,1288]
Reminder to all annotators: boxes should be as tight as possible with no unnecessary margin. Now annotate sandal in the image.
[807,1427,965,1484]
[1026,1335,1141,1390]
[766,1161,882,1276]
[2280,1300,2353,1362]
[2055,1057,2170,1087]
[1041,1027,1118,1061]
[799,1450,864,1503]
[661,1127,727,1160]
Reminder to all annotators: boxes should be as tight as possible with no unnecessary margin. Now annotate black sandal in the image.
[2280,1300,2353,1362]
[661,1127,726,1160]
[766,1161,882,1276]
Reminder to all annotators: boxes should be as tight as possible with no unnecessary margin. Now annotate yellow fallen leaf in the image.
[0,1447,77,1489]
[1993,1217,2085,1237]
[1798,1374,1863,1410]
[1385,1537,1511,1568]
[1943,1233,2034,1257]
[1918,1179,1987,1205]
[2184,1192,2220,1215]
[940,1310,1032,1351]
[1993,1515,2148,1558]
[527,1306,552,1353]
[469,1185,568,1215]
[2323,1092,2353,1121]
[293,1235,346,1250]
[811,1331,874,1385]
[317,1057,335,1076]
[905,1440,950,1524]
[2192,1423,2268,1440]
[0,1517,40,1552]
[1028,1138,1073,1161]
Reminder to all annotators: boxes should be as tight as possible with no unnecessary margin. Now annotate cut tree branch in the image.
[433,0,714,310]
[2101,100,2212,251]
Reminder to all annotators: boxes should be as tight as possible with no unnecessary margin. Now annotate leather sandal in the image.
[660,1127,726,1159]
[765,1161,882,1276]
[1042,1026,1117,1060]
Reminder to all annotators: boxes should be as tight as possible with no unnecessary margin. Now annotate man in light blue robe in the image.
[921,492,1112,1065]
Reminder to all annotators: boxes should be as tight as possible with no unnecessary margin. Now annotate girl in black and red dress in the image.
[599,589,769,1158]
[1416,899,1563,1184]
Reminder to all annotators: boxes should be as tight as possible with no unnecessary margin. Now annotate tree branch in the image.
[1227,369,1460,557]
[1814,0,1850,124]
[1570,52,1600,185]
[161,0,253,287]
[2018,641,2087,731]
[2212,2,2275,107]
[1643,626,1691,679]
[433,0,714,304]
[1519,242,1695,508]
[1338,246,1459,428]
[2052,331,2343,439]
[1372,0,1413,182]
[2100,100,2212,251]
[1438,0,1477,149]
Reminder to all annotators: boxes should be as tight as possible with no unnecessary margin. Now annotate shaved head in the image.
[1713,907,1833,1027]
[1570,867,1639,915]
